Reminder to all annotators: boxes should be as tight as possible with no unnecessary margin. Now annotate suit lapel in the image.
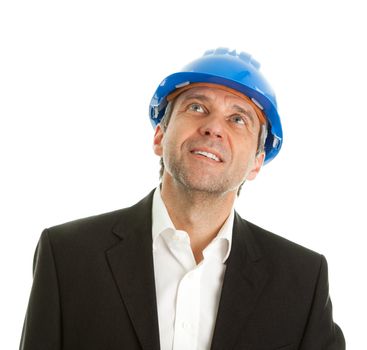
[211,213,269,350]
[105,191,160,350]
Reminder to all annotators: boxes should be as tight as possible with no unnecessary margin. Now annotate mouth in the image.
[190,149,223,162]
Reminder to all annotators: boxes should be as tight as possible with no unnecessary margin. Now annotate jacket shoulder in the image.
[42,208,127,254]
[245,219,321,258]
[45,190,155,245]
[45,191,154,246]
[239,217,324,278]
[47,207,124,236]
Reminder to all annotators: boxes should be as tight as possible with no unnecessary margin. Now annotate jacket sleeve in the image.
[299,255,345,350]
[19,229,62,350]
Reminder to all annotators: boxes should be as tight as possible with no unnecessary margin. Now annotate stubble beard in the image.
[164,155,241,198]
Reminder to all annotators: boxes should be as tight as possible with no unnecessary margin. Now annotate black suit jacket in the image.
[20,190,345,350]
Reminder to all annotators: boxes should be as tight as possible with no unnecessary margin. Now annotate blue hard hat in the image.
[149,48,283,164]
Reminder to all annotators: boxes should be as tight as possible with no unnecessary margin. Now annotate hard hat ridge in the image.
[203,48,261,71]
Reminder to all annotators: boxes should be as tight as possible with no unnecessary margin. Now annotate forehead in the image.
[175,86,257,111]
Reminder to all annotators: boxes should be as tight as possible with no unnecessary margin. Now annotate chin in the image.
[176,174,235,195]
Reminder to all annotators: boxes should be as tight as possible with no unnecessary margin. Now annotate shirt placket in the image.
[165,230,201,350]
[172,267,201,350]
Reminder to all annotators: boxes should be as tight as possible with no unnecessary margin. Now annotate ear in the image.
[153,124,164,157]
[246,152,265,181]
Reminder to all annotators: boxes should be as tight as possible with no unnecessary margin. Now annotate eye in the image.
[188,103,205,113]
[229,114,246,125]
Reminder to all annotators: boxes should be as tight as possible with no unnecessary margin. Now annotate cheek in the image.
[163,123,191,152]
[244,129,259,149]
[162,130,181,157]
[233,137,258,164]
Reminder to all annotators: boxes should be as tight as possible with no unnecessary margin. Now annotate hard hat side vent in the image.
[251,98,264,110]
[175,81,190,89]
[273,136,281,149]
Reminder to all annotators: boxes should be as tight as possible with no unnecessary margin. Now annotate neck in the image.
[160,175,236,263]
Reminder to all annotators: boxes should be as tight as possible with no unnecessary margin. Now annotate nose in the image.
[198,115,224,139]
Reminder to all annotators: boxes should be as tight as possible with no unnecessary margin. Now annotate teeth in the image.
[193,151,220,162]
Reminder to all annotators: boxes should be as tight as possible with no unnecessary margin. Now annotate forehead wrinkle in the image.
[179,93,212,104]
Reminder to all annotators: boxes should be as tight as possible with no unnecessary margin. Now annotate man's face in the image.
[153,86,265,195]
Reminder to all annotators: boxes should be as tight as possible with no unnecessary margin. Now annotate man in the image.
[20,48,345,349]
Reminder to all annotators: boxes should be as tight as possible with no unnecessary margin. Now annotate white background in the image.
[1,0,366,348]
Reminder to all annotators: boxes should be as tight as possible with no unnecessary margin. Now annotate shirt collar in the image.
[151,186,234,263]
[204,206,234,263]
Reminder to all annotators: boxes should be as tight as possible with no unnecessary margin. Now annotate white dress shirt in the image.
[152,187,234,350]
